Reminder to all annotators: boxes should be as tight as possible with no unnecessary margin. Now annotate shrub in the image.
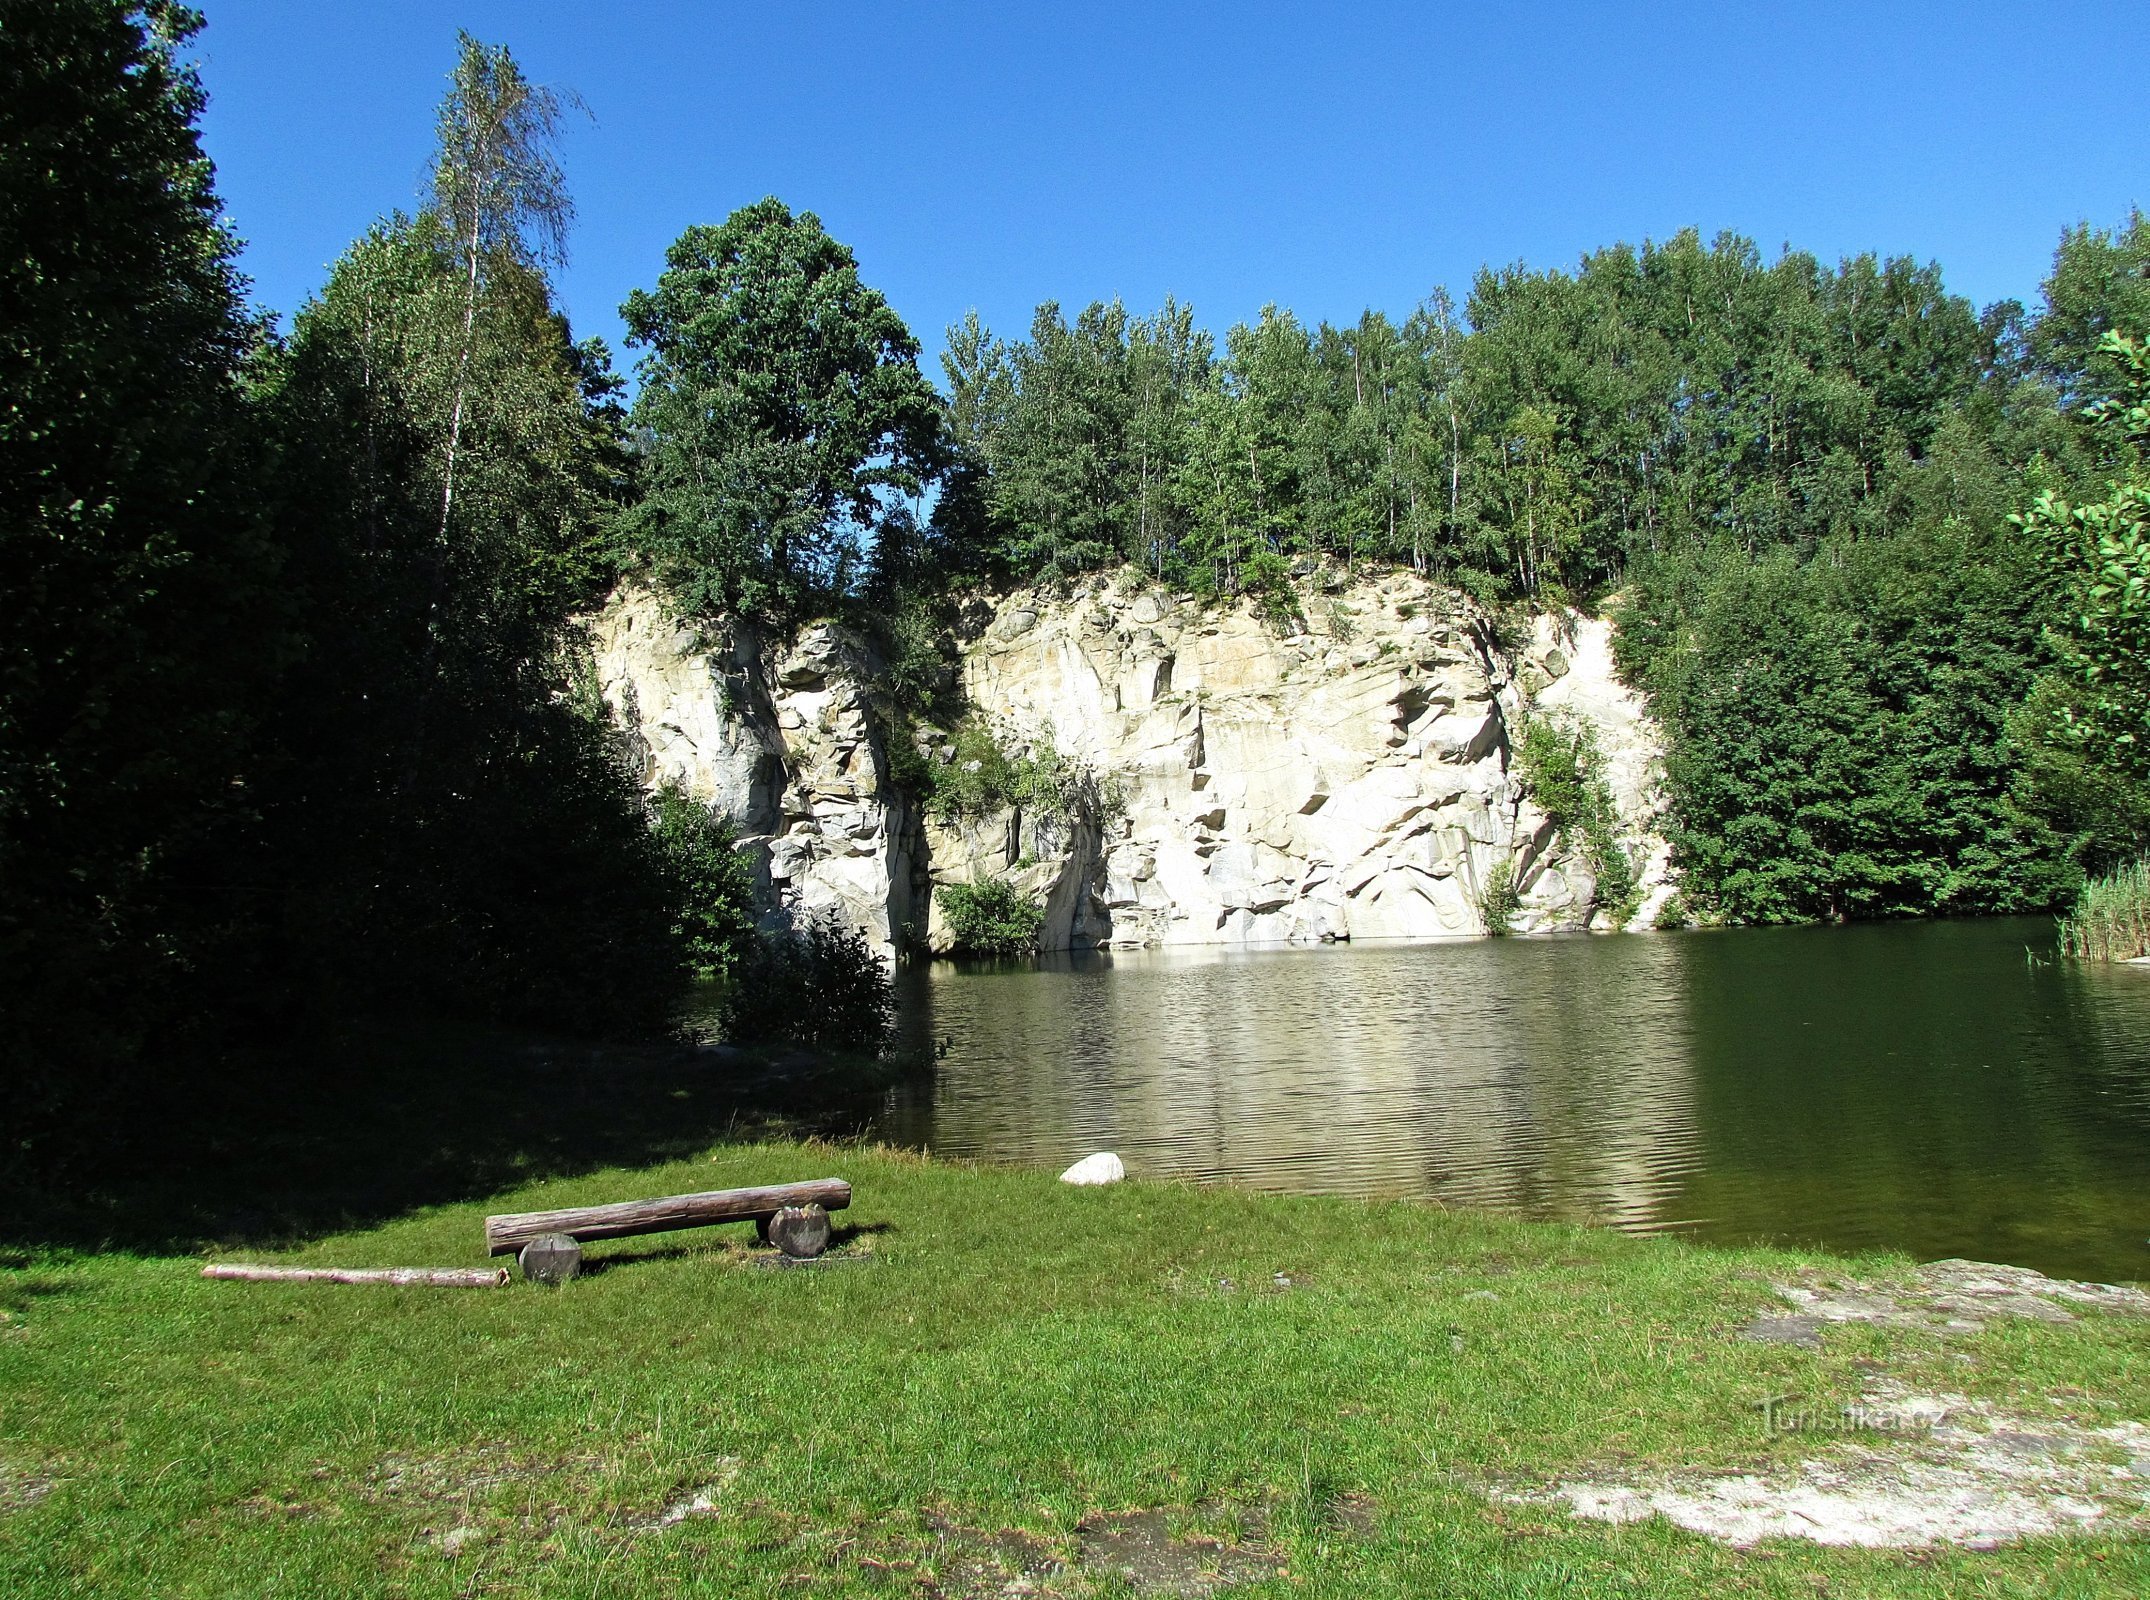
[1515,714,1638,925]
[649,785,759,981]
[938,878,1045,957]
[2059,859,2150,962]
[915,717,1085,822]
[1478,858,1521,936]
[718,918,894,1052]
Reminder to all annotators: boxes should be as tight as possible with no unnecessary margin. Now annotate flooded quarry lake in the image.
[884,918,2150,1282]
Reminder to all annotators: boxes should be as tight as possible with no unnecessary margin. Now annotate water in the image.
[882,918,2150,1282]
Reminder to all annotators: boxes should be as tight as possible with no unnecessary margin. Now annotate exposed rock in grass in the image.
[1738,1314,1824,1349]
[361,1443,601,1505]
[432,1524,482,1556]
[629,1458,742,1531]
[1765,1259,2150,1338]
[1517,1383,2150,1549]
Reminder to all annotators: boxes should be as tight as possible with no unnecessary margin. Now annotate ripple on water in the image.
[883,919,2150,1282]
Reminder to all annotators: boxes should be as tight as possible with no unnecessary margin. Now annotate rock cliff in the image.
[588,570,1673,956]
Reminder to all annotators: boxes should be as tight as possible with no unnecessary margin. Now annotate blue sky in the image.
[193,2,2147,386]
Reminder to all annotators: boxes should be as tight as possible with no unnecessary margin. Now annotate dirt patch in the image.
[1515,1381,2150,1549]
[915,1503,1292,1598]
[917,1519,1064,1597]
[0,1460,54,1514]
[1076,1508,1278,1596]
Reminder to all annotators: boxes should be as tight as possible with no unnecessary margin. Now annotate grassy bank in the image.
[3,1143,2148,1598]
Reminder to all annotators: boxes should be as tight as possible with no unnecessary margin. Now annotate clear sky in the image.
[192,1,2147,385]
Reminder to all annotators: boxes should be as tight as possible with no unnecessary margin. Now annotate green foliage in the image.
[936,878,1046,958]
[914,718,1088,823]
[1616,517,2076,923]
[649,787,760,981]
[2014,329,2150,865]
[618,199,948,619]
[2058,859,2150,962]
[254,39,676,1038]
[6,20,716,1166]
[718,920,895,1052]
[0,0,285,1141]
[2028,210,2150,415]
[1477,858,1521,936]
[1514,715,1636,923]
[944,232,1993,607]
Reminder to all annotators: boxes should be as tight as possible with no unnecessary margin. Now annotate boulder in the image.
[1059,1152,1126,1186]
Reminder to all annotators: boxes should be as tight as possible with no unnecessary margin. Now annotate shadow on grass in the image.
[3,1018,929,1256]
[569,1223,897,1278]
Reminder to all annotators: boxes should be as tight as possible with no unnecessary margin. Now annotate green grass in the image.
[2061,859,2150,962]
[3,1143,2148,1597]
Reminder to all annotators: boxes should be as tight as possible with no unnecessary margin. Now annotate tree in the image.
[422,34,581,588]
[258,38,681,1037]
[2015,329,2150,863]
[0,1,282,1142]
[619,199,947,617]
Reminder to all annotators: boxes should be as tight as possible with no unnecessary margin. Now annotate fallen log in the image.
[203,1263,508,1287]
[484,1178,852,1257]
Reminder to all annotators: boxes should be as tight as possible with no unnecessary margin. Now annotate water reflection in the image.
[884,920,2150,1281]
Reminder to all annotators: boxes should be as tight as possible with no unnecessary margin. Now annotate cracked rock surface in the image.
[590,572,1673,954]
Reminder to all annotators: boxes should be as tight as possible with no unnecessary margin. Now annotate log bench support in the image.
[485,1178,850,1262]
[517,1232,582,1285]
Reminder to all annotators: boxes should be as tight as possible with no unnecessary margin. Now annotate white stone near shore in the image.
[1059,1152,1125,1186]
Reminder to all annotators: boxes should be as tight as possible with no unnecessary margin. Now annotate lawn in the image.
[3,1139,2148,1597]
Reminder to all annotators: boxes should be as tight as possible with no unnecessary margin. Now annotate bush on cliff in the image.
[649,785,760,982]
[938,879,1046,957]
[1515,713,1637,924]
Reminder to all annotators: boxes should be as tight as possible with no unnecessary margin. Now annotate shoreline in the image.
[5,1141,2148,1595]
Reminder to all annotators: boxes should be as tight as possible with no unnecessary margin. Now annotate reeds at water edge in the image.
[2060,859,2150,962]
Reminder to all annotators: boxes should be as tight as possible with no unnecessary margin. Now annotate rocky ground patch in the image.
[1516,1259,2150,1550]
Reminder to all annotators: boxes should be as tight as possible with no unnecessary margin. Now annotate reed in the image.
[2059,858,2150,961]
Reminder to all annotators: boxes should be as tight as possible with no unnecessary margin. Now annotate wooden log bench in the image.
[485,1178,851,1279]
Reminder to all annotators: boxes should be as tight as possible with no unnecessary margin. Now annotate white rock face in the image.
[587,585,927,949]
[1059,1151,1126,1185]
[955,570,1669,947]
[587,570,1672,956]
